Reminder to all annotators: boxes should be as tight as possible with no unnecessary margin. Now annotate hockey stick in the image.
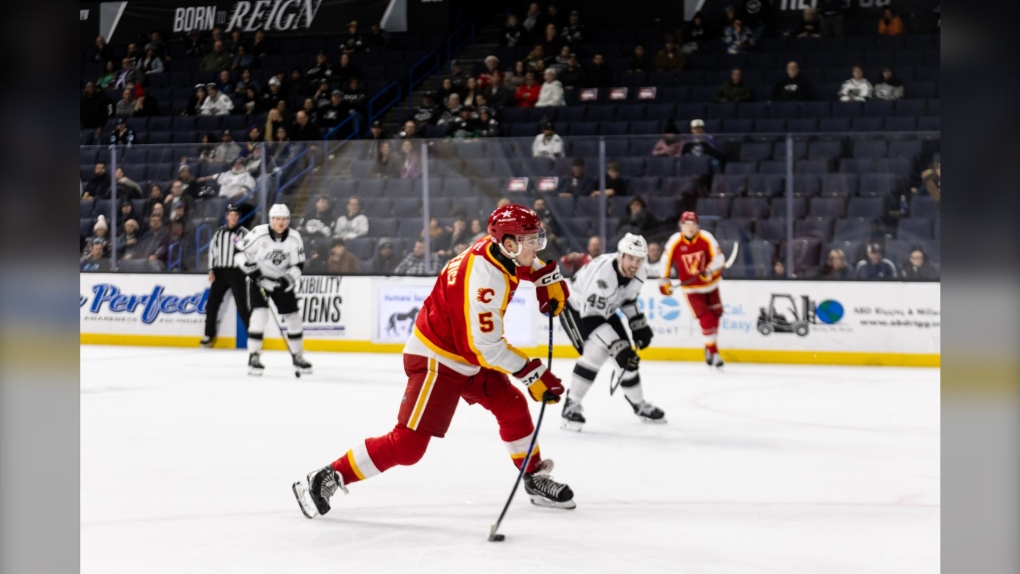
[609,367,624,396]
[488,301,557,542]
[672,242,741,287]
[256,282,302,379]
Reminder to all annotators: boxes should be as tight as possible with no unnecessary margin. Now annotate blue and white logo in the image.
[636,297,681,322]
[86,284,209,324]
[815,299,844,325]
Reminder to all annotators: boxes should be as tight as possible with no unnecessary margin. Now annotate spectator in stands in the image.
[83,215,111,256]
[557,157,596,197]
[251,29,272,58]
[821,248,852,279]
[477,106,500,137]
[724,19,754,55]
[683,12,710,53]
[878,7,905,35]
[479,56,504,90]
[314,238,362,274]
[469,219,486,242]
[628,43,652,73]
[422,217,452,254]
[80,238,110,272]
[201,40,233,72]
[244,144,276,177]
[597,161,629,197]
[536,68,566,107]
[184,84,207,116]
[506,60,528,90]
[915,158,941,201]
[115,88,134,117]
[717,68,753,103]
[652,119,683,157]
[399,139,422,178]
[796,7,821,37]
[854,242,897,280]
[290,110,320,141]
[80,82,111,145]
[108,119,135,146]
[92,35,112,63]
[497,197,512,209]
[817,0,846,37]
[241,125,262,156]
[522,3,543,41]
[740,0,771,41]
[114,57,140,89]
[562,10,585,44]
[161,180,192,213]
[142,184,163,217]
[114,167,143,200]
[301,97,320,126]
[646,241,664,278]
[721,4,738,31]
[362,120,386,159]
[772,61,814,101]
[116,219,142,257]
[371,238,400,274]
[770,259,786,278]
[616,196,657,243]
[122,212,170,271]
[367,22,388,50]
[462,77,480,108]
[682,119,724,167]
[210,130,241,162]
[437,77,458,104]
[448,105,481,139]
[373,141,401,177]
[540,23,566,59]
[437,217,472,262]
[201,83,235,115]
[582,53,612,89]
[532,122,565,159]
[555,53,581,90]
[656,36,688,71]
[516,72,542,107]
[132,91,158,117]
[258,78,284,113]
[285,68,307,99]
[232,45,255,70]
[341,77,367,118]
[311,78,332,108]
[184,31,204,58]
[394,240,439,275]
[334,52,361,86]
[484,74,516,108]
[168,197,190,224]
[341,20,365,54]
[318,90,346,128]
[560,236,602,276]
[197,157,254,202]
[901,249,938,280]
[115,199,139,234]
[525,45,548,75]
[873,66,905,100]
[195,133,217,162]
[139,45,164,77]
[449,60,471,95]
[81,161,110,199]
[96,60,117,89]
[410,92,439,128]
[306,50,333,85]
[146,203,167,231]
[546,4,565,29]
[334,197,369,240]
[838,65,873,102]
[501,14,524,47]
[216,70,234,95]
[437,93,463,125]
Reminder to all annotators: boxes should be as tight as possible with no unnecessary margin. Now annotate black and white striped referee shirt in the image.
[208,225,249,270]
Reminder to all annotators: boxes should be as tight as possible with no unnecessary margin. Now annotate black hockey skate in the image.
[560,395,586,432]
[524,459,576,509]
[247,352,265,376]
[200,335,214,348]
[292,352,313,375]
[704,349,724,369]
[625,396,667,424]
[292,466,347,519]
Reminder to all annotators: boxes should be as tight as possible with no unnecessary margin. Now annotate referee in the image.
[201,204,252,347]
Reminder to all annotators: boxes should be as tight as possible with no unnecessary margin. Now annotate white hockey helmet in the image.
[617,233,648,260]
[268,203,290,219]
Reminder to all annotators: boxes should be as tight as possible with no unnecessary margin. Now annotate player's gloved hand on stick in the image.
[258,276,281,292]
[610,340,640,371]
[629,314,653,350]
[514,359,564,404]
[277,274,296,293]
[700,270,714,281]
[658,279,673,297]
[532,261,569,317]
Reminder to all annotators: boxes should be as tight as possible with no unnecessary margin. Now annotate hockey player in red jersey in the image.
[292,204,576,519]
[658,211,726,368]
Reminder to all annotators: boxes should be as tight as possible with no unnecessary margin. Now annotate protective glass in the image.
[519,228,547,251]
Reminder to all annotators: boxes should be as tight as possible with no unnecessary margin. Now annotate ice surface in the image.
[81,346,939,574]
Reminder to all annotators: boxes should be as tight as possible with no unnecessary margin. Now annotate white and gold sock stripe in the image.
[505,435,540,466]
[344,441,382,481]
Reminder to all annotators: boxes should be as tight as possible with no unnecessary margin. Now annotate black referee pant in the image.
[204,267,251,338]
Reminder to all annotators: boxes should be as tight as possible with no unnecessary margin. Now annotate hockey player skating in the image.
[659,211,726,368]
[235,203,313,376]
[292,204,576,519]
[560,233,664,431]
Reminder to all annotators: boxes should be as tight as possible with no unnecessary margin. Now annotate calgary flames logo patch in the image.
[477,288,495,303]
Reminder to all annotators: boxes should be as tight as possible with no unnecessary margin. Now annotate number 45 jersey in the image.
[567,253,646,320]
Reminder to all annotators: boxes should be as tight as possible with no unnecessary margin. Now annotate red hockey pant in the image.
[685,288,723,351]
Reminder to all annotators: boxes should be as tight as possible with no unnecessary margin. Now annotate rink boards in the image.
[79,273,940,366]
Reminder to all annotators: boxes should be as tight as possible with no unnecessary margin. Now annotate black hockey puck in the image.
[488,534,505,542]
[295,371,301,378]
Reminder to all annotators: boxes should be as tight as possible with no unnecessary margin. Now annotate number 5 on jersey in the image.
[478,312,494,333]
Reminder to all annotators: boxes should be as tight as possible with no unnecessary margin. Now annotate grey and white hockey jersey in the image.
[234,224,305,281]
[567,253,645,322]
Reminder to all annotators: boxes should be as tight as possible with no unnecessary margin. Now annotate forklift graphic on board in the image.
[757,294,816,337]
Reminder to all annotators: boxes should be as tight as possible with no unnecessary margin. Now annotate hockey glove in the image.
[658,279,673,296]
[629,314,653,350]
[277,274,296,293]
[610,339,640,372]
[514,359,564,404]
[240,259,260,277]
[258,276,281,292]
[533,261,569,317]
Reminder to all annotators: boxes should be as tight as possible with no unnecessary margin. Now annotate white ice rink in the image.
[81,346,939,574]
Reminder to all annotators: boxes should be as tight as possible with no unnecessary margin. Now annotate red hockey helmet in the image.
[680,211,699,224]
[488,204,547,257]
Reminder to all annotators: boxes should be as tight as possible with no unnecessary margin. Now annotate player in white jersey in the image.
[559,233,665,430]
[235,203,312,375]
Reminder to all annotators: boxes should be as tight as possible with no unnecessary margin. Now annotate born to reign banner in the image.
[88,0,388,47]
